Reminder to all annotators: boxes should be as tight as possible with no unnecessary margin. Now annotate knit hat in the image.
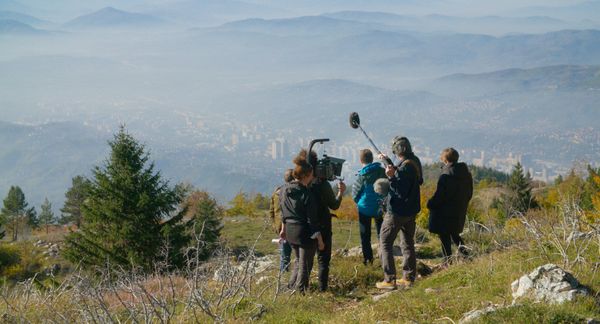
[391,136,412,156]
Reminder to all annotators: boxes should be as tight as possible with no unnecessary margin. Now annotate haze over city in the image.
[1,0,600,210]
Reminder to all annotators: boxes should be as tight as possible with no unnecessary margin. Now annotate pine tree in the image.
[1,186,35,241]
[184,190,223,262]
[63,127,189,272]
[39,198,56,234]
[505,162,536,215]
[60,176,92,227]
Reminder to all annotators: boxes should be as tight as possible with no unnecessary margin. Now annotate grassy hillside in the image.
[1,171,599,323]
[1,212,598,323]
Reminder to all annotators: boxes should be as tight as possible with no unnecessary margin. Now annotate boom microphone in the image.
[349,112,393,167]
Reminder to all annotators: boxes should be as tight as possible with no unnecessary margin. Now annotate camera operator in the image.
[302,149,346,292]
[280,155,325,292]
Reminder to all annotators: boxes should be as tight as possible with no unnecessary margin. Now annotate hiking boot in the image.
[395,278,414,288]
[375,281,397,290]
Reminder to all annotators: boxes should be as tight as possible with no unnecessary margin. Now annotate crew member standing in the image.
[376,136,423,290]
[352,149,386,265]
[303,149,346,292]
[427,148,473,265]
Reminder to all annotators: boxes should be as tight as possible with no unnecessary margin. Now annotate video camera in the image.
[308,139,345,181]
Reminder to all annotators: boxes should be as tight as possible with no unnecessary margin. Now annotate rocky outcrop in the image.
[511,263,588,304]
[213,256,275,282]
[461,263,589,323]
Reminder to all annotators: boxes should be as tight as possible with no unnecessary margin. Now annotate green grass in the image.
[1,215,598,323]
[220,215,432,257]
[220,217,599,323]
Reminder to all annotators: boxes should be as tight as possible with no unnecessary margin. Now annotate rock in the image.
[459,304,504,323]
[511,264,588,304]
[344,246,362,258]
[213,256,275,282]
[424,288,440,294]
[586,319,600,324]
[372,291,394,302]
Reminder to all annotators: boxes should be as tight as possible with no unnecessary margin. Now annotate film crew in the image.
[427,148,473,266]
[376,136,423,290]
[270,169,295,272]
[301,149,346,292]
[280,155,325,292]
[352,149,386,265]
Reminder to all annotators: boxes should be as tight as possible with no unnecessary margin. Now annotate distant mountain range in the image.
[0,10,50,27]
[507,1,600,22]
[216,15,385,36]
[1,64,599,211]
[323,11,577,35]
[64,7,164,29]
[0,19,48,34]
[143,0,287,26]
[433,65,600,96]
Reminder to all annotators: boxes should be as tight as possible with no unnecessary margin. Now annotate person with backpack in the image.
[270,169,295,272]
[427,148,473,265]
[376,136,423,290]
[352,149,386,265]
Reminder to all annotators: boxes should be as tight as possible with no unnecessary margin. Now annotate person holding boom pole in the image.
[376,137,423,289]
[348,113,422,289]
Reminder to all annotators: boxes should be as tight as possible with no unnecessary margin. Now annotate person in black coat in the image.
[427,148,473,263]
[301,149,346,292]
[280,156,325,292]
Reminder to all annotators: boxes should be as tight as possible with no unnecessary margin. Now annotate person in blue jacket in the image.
[352,149,386,265]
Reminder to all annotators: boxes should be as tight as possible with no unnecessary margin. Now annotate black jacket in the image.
[427,162,473,234]
[387,153,423,217]
[280,181,319,246]
[311,179,342,234]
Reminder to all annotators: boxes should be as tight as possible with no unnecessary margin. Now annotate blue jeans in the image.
[359,213,383,263]
[280,241,292,272]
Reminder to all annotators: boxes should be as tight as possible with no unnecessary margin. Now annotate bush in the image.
[0,242,46,281]
[0,244,21,272]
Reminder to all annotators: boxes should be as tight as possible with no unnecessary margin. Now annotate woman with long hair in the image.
[279,154,325,291]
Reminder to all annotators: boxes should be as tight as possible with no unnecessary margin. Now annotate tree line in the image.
[2,126,598,273]
[1,127,223,272]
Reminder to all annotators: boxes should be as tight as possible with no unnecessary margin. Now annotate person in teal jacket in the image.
[352,149,386,265]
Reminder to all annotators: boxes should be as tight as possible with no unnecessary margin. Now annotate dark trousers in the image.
[289,240,317,291]
[280,241,292,272]
[379,214,417,282]
[438,232,466,260]
[317,231,332,291]
[359,214,383,263]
